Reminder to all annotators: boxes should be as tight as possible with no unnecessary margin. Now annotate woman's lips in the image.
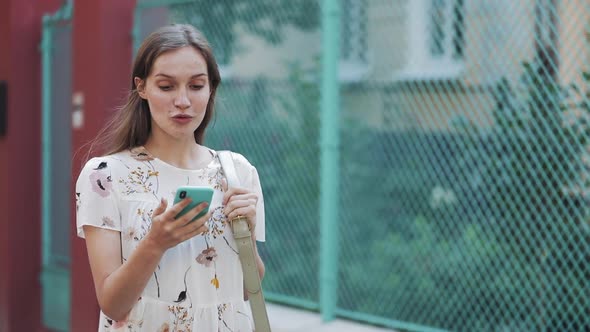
[171,115,193,124]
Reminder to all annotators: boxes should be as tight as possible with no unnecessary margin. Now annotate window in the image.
[429,0,465,60]
[399,0,466,80]
[534,0,559,78]
[340,0,369,82]
[535,0,557,49]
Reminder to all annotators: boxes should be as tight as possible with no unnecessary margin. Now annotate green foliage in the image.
[487,63,587,223]
[207,66,321,302]
[465,59,590,330]
[170,0,319,64]
[207,58,590,331]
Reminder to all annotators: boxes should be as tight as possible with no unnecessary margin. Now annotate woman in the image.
[75,24,265,331]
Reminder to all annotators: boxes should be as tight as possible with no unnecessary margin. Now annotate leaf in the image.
[211,276,220,289]
[174,291,186,303]
[93,161,108,170]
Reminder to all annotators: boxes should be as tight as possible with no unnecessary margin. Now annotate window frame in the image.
[397,0,466,80]
[339,0,369,82]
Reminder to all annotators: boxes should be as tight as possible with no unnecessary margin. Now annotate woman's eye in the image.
[159,86,172,91]
[190,85,204,90]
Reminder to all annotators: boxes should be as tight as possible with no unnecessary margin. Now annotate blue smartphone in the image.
[173,186,214,222]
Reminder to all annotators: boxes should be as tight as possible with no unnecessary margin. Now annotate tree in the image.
[474,51,590,330]
[170,0,319,64]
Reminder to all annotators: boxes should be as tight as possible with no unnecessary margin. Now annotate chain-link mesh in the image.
[135,0,590,330]
[136,0,323,307]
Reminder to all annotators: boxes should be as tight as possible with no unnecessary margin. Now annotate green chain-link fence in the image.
[134,1,589,331]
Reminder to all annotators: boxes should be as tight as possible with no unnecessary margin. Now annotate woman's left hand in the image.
[222,179,258,235]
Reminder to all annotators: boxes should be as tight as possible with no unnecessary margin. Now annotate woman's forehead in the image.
[151,46,207,78]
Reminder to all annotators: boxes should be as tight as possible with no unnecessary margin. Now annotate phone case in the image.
[173,186,214,222]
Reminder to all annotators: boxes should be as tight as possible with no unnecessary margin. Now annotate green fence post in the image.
[319,0,340,322]
[41,14,53,270]
[40,2,73,330]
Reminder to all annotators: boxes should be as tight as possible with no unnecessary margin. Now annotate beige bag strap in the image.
[217,151,271,332]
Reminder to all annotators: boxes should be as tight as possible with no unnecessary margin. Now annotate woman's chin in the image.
[168,130,198,141]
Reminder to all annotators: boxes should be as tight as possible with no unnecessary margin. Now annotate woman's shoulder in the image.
[78,148,143,175]
[213,149,255,170]
[211,149,262,188]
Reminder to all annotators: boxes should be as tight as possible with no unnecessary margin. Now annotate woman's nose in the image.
[174,89,191,109]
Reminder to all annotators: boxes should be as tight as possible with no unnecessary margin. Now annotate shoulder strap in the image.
[217,150,240,188]
[217,151,272,332]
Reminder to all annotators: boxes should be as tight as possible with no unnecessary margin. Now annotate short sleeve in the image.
[249,166,265,242]
[231,152,265,242]
[75,157,121,238]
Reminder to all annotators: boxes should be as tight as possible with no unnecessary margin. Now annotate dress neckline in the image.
[129,146,218,172]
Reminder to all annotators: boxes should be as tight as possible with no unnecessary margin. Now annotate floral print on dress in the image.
[211,274,220,289]
[132,208,153,242]
[199,162,224,191]
[157,322,170,332]
[102,216,116,228]
[218,303,237,330]
[119,208,154,245]
[119,166,159,196]
[205,207,239,255]
[103,314,144,331]
[196,247,218,267]
[203,206,228,239]
[75,148,260,331]
[167,305,194,331]
[130,146,155,162]
[89,165,113,197]
[75,193,81,212]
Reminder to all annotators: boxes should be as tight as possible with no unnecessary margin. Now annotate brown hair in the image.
[90,24,221,156]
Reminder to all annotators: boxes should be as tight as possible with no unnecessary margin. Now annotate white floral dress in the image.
[75,147,265,332]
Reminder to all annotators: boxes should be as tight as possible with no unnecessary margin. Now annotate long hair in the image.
[89,24,221,156]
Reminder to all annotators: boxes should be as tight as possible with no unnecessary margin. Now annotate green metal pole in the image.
[40,0,72,271]
[319,0,340,322]
[41,15,53,268]
[132,5,142,56]
[41,9,73,329]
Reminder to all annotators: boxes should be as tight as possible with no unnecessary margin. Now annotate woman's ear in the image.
[135,77,147,99]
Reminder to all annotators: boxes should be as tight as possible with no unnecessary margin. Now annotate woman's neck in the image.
[143,136,211,170]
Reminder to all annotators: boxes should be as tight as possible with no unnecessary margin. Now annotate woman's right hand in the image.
[143,197,211,252]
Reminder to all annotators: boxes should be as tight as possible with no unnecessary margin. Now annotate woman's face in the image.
[136,46,211,142]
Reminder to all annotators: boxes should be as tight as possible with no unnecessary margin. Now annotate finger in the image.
[224,192,256,207]
[226,206,256,221]
[152,197,168,218]
[227,193,257,204]
[223,197,255,215]
[224,198,248,215]
[174,202,210,226]
[223,187,252,205]
[221,178,228,192]
[180,211,211,236]
[179,224,207,242]
[164,197,193,219]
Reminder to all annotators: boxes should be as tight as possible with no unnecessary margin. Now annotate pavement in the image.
[267,303,397,332]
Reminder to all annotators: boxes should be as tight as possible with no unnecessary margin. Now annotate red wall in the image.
[71,1,136,331]
[0,1,136,331]
[0,0,63,331]
[0,1,9,330]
